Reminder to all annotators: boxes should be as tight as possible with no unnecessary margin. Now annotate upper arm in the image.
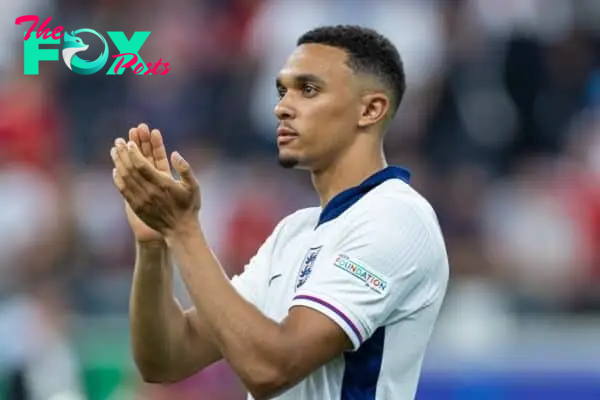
[175,223,280,381]
[169,219,285,381]
[279,199,445,381]
[139,302,224,383]
[277,306,352,382]
[177,305,224,376]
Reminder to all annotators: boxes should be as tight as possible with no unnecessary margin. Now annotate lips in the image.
[277,126,298,145]
[277,126,298,137]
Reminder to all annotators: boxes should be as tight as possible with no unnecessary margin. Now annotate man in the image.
[110,25,449,400]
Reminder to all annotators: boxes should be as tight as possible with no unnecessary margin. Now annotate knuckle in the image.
[145,187,157,200]
[139,163,152,178]
[121,171,133,183]
[132,200,145,215]
[158,177,170,190]
[148,187,164,203]
[123,193,136,207]
[127,165,141,179]
[131,153,142,167]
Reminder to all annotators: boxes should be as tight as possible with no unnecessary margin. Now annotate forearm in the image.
[166,222,292,393]
[129,240,202,381]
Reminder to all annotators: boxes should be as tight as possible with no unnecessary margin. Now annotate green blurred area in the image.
[72,317,136,400]
[0,317,136,400]
[76,326,133,400]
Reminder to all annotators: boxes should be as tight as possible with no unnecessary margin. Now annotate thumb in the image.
[171,151,197,187]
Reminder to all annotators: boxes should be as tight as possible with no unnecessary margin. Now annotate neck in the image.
[311,142,387,208]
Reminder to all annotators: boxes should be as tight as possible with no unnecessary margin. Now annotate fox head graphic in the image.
[62,31,88,70]
[60,29,109,75]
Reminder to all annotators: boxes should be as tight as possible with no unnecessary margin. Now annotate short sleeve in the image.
[230,218,285,310]
[290,199,445,350]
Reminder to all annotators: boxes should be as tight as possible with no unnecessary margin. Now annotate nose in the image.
[274,99,295,120]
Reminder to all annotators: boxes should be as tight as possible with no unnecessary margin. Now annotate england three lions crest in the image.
[296,246,323,289]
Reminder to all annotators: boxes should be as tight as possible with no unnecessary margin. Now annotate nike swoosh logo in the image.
[269,274,282,285]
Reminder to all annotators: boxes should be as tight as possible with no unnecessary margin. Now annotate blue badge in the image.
[296,246,323,289]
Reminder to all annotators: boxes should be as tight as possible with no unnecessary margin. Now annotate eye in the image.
[302,84,318,97]
[276,86,287,100]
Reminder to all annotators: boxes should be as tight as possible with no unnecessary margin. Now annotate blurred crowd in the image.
[2,0,600,399]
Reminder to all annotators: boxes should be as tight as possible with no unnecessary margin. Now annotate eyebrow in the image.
[276,73,326,88]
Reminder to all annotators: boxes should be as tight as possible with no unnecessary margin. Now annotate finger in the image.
[171,151,197,188]
[137,123,154,166]
[115,138,134,172]
[127,140,163,185]
[112,167,126,194]
[128,127,140,147]
[113,138,146,195]
[112,167,137,206]
[150,129,171,173]
[111,141,130,180]
[111,145,139,197]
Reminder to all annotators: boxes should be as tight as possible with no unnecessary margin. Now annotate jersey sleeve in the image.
[229,218,285,310]
[290,199,444,351]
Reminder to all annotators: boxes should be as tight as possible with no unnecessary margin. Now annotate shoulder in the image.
[278,207,320,229]
[348,180,441,238]
[269,206,320,240]
[339,180,448,289]
[330,180,447,273]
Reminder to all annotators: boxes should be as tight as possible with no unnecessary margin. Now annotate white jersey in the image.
[230,166,449,400]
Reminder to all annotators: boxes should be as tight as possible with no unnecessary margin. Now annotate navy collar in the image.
[317,166,411,227]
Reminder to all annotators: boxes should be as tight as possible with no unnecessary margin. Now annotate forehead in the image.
[278,43,354,85]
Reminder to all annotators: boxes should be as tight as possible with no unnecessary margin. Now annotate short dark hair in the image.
[297,25,406,116]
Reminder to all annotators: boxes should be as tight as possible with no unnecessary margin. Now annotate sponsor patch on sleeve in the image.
[333,254,388,294]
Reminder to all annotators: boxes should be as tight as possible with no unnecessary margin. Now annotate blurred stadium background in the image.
[2,0,600,399]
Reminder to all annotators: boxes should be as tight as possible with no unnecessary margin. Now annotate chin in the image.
[277,154,300,169]
[277,147,314,170]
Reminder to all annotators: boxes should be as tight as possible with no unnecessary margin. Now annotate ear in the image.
[357,92,390,129]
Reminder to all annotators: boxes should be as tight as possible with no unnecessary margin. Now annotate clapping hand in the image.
[111,124,201,236]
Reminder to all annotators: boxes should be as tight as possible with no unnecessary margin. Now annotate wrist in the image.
[165,215,202,243]
[136,238,167,248]
[135,239,169,266]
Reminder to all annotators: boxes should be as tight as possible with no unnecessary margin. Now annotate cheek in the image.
[307,99,353,132]
[312,118,353,157]
[320,104,356,140]
[297,98,356,151]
